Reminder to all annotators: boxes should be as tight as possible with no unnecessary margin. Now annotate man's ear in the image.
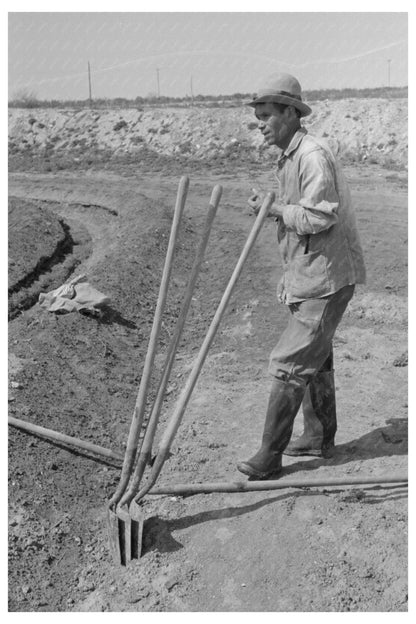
[286,105,298,119]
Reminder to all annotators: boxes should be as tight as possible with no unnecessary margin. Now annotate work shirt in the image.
[275,128,366,304]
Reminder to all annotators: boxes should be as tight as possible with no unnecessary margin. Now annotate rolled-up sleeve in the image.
[281,149,339,235]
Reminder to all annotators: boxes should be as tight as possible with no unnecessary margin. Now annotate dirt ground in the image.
[8,123,408,612]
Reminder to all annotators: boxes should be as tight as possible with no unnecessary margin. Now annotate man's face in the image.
[254,102,298,150]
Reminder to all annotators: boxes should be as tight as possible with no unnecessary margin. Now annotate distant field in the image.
[8,87,408,110]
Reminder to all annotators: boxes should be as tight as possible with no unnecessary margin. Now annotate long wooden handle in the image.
[9,416,123,462]
[132,191,275,503]
[147,474,408,495]
[108,175,189,508]
[121,185,223,499]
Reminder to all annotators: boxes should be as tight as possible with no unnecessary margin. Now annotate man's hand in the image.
[248,188,264,215]
[248,188,284,219]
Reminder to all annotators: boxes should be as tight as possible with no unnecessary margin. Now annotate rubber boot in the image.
[284,369,337,458]
[237,378,305,479]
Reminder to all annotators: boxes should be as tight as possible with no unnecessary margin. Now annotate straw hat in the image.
[247,72,312,117]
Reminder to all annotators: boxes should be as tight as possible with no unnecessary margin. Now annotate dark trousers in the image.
[268,285,355,386]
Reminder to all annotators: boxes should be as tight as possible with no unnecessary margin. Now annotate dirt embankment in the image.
[8,98,407,169]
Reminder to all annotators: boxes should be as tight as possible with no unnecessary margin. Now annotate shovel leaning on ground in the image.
[107,175,190,564]
[107,177,227,563]
[106,177,275,564]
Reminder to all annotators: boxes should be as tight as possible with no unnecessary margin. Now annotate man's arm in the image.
[281,149,340,235]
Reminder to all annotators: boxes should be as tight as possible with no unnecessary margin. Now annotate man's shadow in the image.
[142,482,407,555]
[283,417,408,477]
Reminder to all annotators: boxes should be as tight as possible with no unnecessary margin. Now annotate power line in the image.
[10,39,407,91]
[87,61,92,107]
[156,67,160,98]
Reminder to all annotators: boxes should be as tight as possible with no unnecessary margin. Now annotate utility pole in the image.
[88,61,92,108]
[156,67,160,98]
[387,59,391,88]
[190,75,194,106]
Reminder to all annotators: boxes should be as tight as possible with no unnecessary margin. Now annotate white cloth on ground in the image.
[38,275,110,313]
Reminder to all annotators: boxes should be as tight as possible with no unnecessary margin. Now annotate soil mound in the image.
[8,98,407,169]
[9,198,66,290]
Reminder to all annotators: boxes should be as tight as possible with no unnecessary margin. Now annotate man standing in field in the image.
[237,73,366,479]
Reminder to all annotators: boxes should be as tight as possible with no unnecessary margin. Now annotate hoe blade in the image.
[106,504,144,565]
[129,500,144,560]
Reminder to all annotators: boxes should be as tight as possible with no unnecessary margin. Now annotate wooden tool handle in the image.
[148,474,408,495]
[9,416,123,462]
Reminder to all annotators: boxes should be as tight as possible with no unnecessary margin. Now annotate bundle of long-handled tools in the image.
[106,175,277,563]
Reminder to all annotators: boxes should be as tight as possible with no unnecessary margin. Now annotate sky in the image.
[8,9,408,101]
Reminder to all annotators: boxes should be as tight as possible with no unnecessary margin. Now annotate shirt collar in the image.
[277,127,308,168]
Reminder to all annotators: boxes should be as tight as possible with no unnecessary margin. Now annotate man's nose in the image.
[258,120,266,129]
